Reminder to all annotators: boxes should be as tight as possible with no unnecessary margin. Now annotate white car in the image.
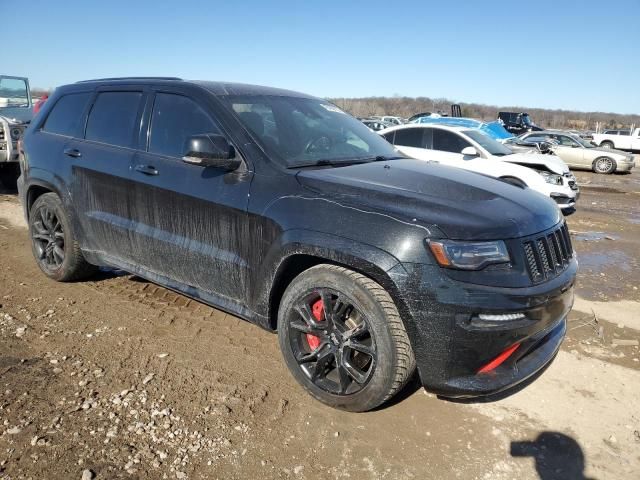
[379,124,579,213]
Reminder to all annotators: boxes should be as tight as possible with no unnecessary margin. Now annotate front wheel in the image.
[599,141,614,149]
[278,265,416,412]
[592,156,616,174]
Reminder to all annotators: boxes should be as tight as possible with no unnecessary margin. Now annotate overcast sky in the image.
[6,0,639,114]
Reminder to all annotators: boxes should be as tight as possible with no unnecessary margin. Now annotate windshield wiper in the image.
[287,159,370,169]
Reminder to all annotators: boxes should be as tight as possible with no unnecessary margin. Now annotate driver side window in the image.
[432,129,471,153]
[148,93,220,158]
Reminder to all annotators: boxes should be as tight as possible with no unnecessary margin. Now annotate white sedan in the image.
[379,124,579,213]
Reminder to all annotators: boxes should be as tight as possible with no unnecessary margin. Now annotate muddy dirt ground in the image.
[0,171,639,480]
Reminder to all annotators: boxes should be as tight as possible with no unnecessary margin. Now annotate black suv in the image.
[19,78,576,411]
[498,111,543,135]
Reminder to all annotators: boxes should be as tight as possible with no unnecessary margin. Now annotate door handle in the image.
[63,148,82,158]
[134,164,159,176]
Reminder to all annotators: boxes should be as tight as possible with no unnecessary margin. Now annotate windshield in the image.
[0,77,29,108]
[575,136,595,148]
[521,114,533,127]
[222,95,400,168]
[463,130,514,157]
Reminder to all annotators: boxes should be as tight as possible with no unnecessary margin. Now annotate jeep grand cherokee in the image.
[19,78,576,411]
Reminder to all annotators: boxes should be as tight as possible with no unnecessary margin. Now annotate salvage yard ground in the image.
[1,171,639,479]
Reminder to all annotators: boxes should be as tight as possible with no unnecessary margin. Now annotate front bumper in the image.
[616,158,635,172]
[388,260,576,398]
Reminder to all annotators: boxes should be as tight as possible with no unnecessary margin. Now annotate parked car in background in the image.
[378,116,404,126]
[20,77,575,412]
[414,116,513,140]
[498,111,543,135]
[516,130,636,174]
[361,119,394,131]
[0,75,33,188]
[592,128,640,152]
[602,129,630,135]
[380,124,579,213]
[408,112,434,122]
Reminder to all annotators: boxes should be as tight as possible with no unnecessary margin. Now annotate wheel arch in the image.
[258,230,405,331]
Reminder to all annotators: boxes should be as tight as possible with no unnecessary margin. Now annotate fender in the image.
[21,171,88,247]
[248,228,407,329]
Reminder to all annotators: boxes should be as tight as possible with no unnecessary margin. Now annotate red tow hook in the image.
[306,299,324,350]
[477,343,521,374]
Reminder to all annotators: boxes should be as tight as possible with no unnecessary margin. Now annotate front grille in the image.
[523,222,573,283]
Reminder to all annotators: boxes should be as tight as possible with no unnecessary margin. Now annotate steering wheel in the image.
[304,135,333,154]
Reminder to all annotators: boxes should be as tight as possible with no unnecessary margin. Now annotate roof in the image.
[69,78,316,99]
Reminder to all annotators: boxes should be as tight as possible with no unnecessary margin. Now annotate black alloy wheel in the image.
[31,205,65,269]
[288,289,376,395]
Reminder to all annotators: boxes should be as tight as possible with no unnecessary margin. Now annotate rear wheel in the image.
[29,193,97,281]
[278,264,415,412]
[592,156,616,174]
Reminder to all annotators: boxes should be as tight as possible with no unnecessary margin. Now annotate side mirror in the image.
[182,134,241,171]
[461,146,479,157]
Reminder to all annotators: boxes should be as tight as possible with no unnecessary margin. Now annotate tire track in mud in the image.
[80,271,301,397]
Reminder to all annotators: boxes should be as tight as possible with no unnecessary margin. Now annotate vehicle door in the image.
[632,129,640,150]
[129,88,252,302]
[66,87,146,263]
[382,127,429,160]
[430,128,473,168]
[551,134,586,167]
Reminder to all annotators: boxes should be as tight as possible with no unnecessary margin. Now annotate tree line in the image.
[329,96,639,131]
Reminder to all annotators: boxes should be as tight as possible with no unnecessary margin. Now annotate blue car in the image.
[413,116,513,141]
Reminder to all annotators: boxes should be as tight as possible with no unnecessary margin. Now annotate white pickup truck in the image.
[0,75,32,189]
[592,128,640,152]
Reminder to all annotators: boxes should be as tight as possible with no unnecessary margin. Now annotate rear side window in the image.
[148,93,219,158]
[432,129,471,153]
[42,93,91,137]
[382,131,395,143]
[85,92,142,147]
[393,128,424,148]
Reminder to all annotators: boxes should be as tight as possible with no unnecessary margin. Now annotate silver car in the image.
[510,131,635,174]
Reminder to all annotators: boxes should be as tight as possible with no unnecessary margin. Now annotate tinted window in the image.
[42,93,91,137]
[149,93,219,158]
[432,129,471,153]
[85,92,142,147]
[393,128,424,148]
[523,135,550,143]
[382,131,395,143]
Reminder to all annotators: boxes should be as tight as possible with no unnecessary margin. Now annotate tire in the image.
[28,193,97,281]
[278,264,416,412]
[599,141,614,149]
[0,163,20,191]
[592,156,616,174]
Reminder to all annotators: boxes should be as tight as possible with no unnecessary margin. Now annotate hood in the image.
[592,146,634,159]
[295,159,561,241]
[501,152,569,175]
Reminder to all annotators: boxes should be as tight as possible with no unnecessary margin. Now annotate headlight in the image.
[537,170,563,185]
[427,240,510,270]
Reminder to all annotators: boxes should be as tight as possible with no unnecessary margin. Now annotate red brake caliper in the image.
[306,299,323,350]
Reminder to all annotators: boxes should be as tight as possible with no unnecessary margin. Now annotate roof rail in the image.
[76,77,182,83]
